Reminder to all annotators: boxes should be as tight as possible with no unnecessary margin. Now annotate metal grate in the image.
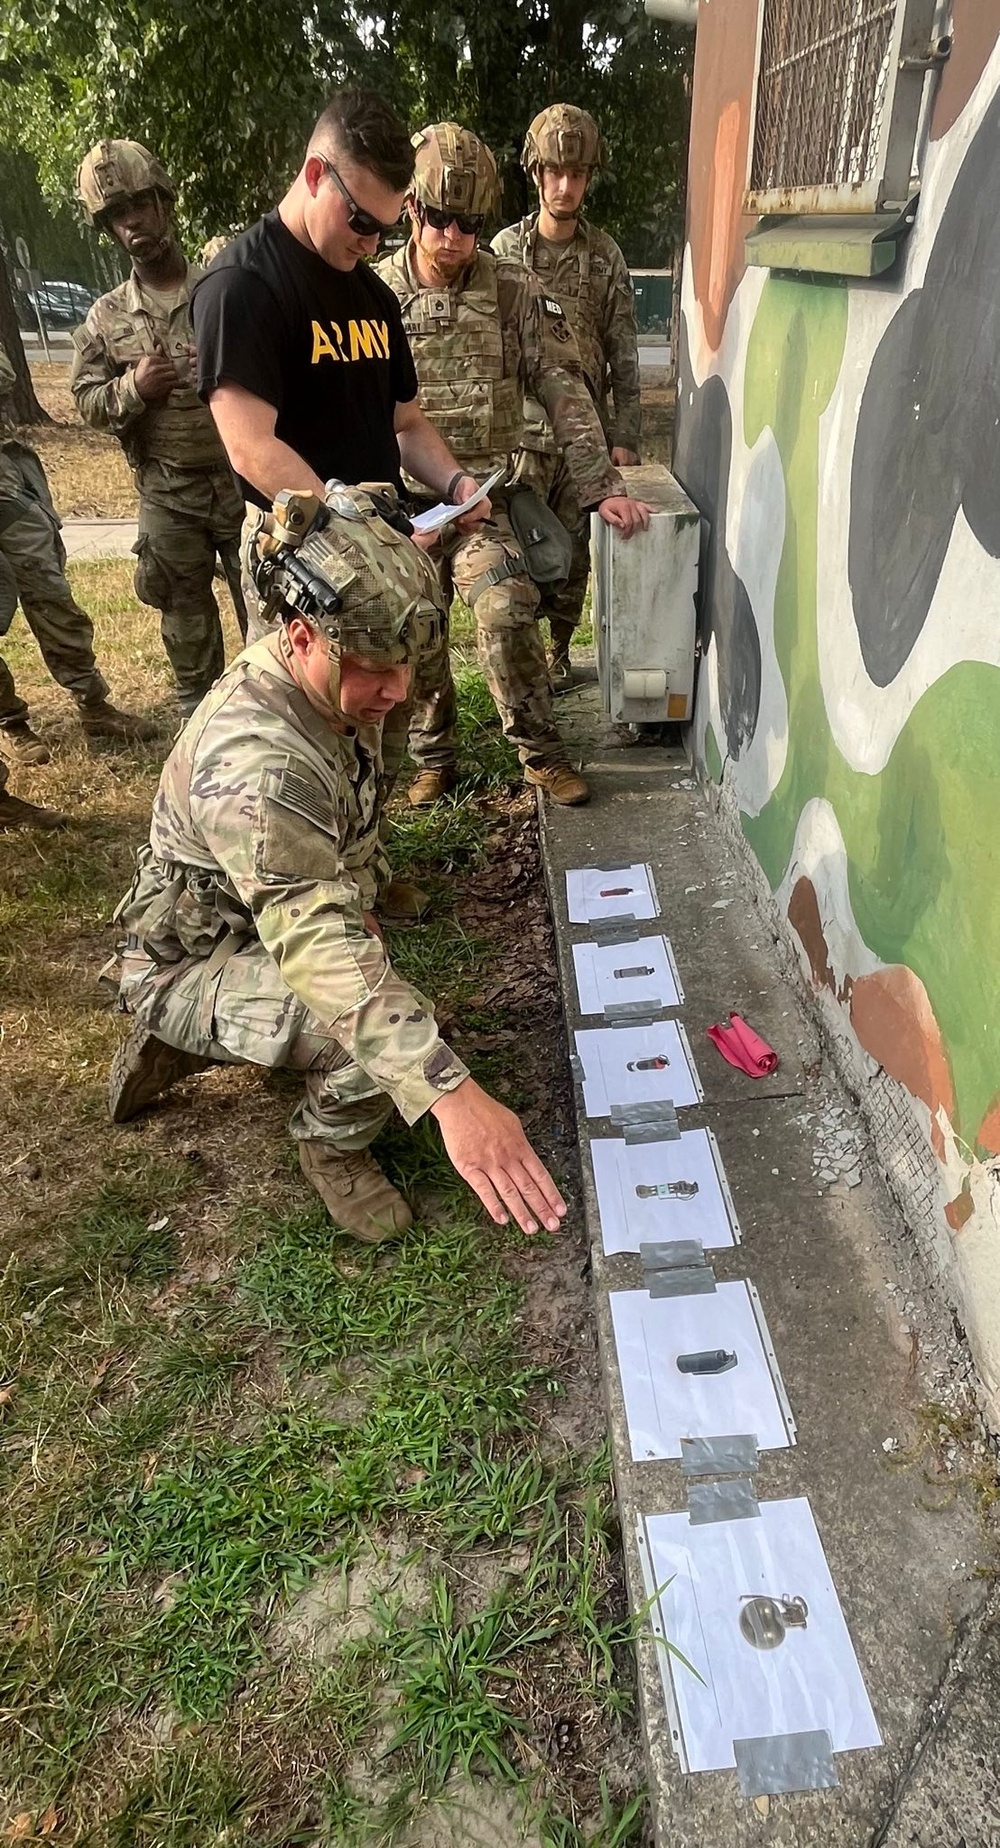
[750,0,896,198]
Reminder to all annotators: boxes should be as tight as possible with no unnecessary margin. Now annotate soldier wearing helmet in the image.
[493,105,641,692]
[71,139,248,716]
[377,122,649,810]
[0,335,156,797]
[108,481,566,1245]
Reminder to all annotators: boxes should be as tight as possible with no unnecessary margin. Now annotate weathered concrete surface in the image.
[538,723,998,1848]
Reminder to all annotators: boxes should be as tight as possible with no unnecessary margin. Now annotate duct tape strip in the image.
[687,1478,759,1523]
[605,1000,666,1021]
[640,1238,707,1271]
[568,1053,584,1082]
[734,1730,839,1798]
[625,1118,682,1145]
[610,1100,680,1135]
[590,914,640,939]
[680,1434,760,1477]
[609,1012,663,1030]
[649,1266,717,1297]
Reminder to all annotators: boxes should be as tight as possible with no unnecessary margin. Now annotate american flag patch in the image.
[271,767,338,834]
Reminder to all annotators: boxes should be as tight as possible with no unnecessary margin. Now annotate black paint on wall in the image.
[674,325,762,756]
[850,88,1000,686]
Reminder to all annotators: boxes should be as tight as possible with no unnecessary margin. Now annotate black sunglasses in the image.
[419,202,486,237]
[316,156,401,238]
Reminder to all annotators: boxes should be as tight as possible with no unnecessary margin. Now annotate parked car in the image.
[20,279,98,331]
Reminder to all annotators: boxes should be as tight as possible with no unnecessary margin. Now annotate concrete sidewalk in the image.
[61,519,138,562]
[538,689,999,1846]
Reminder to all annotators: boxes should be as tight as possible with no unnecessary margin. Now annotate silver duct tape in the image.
[605,1000,666,1021]
[648,1267,717,1297]
[610,1100,680,1130]
[687,1478,759,1523]
[734,1730,840,1798]
[625,1120,682,1144]
[680,1434,760,1477]
[609,1012,662,1029]
[640,1238,706,1271]
[590,914,640,938]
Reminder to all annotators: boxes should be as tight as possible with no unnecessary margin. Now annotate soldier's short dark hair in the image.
[312,90,414,191]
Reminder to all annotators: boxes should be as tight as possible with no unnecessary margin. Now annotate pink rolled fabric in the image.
[706,1012,779,1077]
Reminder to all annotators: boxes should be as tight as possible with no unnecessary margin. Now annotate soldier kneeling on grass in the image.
[108,480,566,1244]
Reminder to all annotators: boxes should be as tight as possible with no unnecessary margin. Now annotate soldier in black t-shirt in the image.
[192,89,487,525]
[192,89,488,922]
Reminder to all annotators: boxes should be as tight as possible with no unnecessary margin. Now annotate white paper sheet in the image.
[639,1498,881,1774]
[575,1020,702,1116]
[572,934,682,1016]
[609,1282,794,1461]
[409,466,506,534]
[565,863,658,924]
[590,1129,739,1252]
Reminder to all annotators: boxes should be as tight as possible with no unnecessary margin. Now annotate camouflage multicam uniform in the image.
[0,339,112,735]
[71,268,247,712]
[376,239,624,768]
[491,214,640,635]
[115,629,469,1147]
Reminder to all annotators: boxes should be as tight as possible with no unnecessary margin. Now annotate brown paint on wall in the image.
[945,1185,975,1232]
[976,1098,1000,1155]
[685,0,758,352]
[788,877,836,994]
[849,966,955,1159]
[931,0,1000,138]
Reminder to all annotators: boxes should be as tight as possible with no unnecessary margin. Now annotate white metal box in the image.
[591,463,700,723]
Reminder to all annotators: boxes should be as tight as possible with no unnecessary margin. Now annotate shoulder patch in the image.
[269,766,339,836]
[543,297,564,316]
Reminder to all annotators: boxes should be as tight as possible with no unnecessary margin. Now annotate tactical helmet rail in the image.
[521,105,604,175]
[249,481,444,666]
[76,139,177,226]
[410,123,499,220]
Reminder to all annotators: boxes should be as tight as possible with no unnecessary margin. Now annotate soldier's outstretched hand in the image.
[598,495,651,538]
[431,1076,567,1236]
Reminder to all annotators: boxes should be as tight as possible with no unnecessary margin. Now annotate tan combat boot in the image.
[407,767,456,807]
[298,1141,413,1243]
[108,1021,210,1122]
[523,761,590,806]
[1,721,51,765]
[80,701,159,744]
[377,878,431,924]
[0,789,68,831]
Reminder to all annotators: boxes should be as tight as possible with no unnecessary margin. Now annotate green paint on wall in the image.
[738,276,999,1142]
[704,722,723,784]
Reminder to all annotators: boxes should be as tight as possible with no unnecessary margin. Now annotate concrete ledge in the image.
[537,739,995,1845]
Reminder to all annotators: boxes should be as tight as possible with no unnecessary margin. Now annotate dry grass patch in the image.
[17,362,136,520]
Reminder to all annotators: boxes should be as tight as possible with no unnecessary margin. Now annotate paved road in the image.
[62,519,138,561]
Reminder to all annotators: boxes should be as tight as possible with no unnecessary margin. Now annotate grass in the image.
[0,477,645,1842]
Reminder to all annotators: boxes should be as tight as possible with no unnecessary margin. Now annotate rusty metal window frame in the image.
[745,0,939,216]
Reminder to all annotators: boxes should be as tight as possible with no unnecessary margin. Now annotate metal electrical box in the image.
[591,463,700,724]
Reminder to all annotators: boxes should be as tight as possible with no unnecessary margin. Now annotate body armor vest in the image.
[381,248,522,478]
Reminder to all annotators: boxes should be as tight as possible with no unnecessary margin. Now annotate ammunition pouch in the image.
[502,483,574,587]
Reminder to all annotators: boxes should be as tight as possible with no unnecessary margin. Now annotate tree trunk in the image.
[0,237,50,425]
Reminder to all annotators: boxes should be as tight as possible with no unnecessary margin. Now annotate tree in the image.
[0,1,690,263]
[0,234,47,422]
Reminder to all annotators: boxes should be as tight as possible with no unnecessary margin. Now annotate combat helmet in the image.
[76,140,176,227]
[410,123,499,219]
[248,482,445,675]
[521,105,605,175]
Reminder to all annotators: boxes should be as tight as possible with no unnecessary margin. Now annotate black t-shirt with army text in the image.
[191,211,418,507]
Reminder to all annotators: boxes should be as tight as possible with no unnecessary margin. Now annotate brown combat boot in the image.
[108,1021,210,1123]
[298,1141,413,1243]
[524,761,590,806]
[407,767,456,807]
[80,701,159,744]
[0,789,68,831]
[1,721,51,765]
[377,878,431,924]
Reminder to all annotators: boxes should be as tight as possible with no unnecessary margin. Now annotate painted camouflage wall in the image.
[674,0,1000,1413]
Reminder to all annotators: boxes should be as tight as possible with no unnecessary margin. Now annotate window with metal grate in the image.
[745,0,947,216]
